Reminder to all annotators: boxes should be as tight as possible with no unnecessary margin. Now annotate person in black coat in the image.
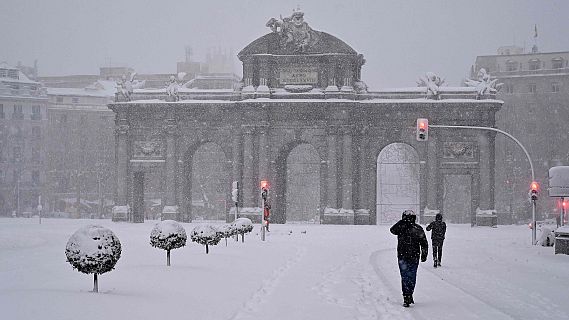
[390,210,428,307]
[426,213,446,268]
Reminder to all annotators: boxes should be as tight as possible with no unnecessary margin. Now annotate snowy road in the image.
[1,219,568,320]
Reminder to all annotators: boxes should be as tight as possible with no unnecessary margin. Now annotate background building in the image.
[33,48,239,219]
[45,80,116,218]
[472,46,569,223]
[0,62,48,216]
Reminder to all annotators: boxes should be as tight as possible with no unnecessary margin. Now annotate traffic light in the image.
[416,118,429,141]
[260,180,269,201]
[530,181,539,201]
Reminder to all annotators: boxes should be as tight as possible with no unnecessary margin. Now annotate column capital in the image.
[163,118,179,136]
[115,118,129,135]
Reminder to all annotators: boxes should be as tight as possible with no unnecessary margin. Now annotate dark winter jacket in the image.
[426,215,446,240]
[390,219,428,262]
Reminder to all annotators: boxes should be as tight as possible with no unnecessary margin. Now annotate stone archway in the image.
[376,143,420,224]
[275,142,322,223]
[187,142,229,221]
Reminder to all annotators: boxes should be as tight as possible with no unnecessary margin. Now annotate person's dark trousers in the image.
[398,259,419,296]
[432,239,444,264]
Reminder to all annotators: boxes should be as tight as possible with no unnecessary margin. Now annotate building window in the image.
[552,82,561,93]
[32,127,41,139]
[32,170,40,185]
[528,59,541,71]
[7,70,19,79]
[60,114,67,124]
[505,84,514,94]
[506,61,517,71]
[13,146,22,162]
[552,58,564,69]
[31,105,41,120]
[527,122,536,135]
[0,104,4,119]
[56,96,64,103]
[72,97,79,104]
[12,105,24,120]
[528,83,537,93]
[32,147,40,162]
[0,69,6,78]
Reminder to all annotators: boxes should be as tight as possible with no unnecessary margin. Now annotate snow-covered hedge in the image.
[232,218,253,243]
[150,220,187,266]
[65,225,122,292]
[216,223,236,246]
[190,225,221,254]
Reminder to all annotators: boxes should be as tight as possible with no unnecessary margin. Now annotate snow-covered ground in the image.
[1,218,568,320]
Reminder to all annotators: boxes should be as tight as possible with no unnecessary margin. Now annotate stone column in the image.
[326,128,338,209]
[341,127,353,210]
[357,127,369,210]
[478,132,493,210]
[326,58,338,90]
[112,114,129,222]
[258,125,269,185]
[162,114,179,220]
[427,131,438,211]
[231,129,242,205]
[242,126,255,208]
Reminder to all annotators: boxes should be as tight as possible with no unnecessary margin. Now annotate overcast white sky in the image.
[1,0,568,88]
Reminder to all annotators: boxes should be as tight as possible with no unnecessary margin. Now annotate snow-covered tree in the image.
[232,218,254,243]
[150,220,187,266]
[216,223,236,246]
[190,225,221,254]
[65,225,122,292]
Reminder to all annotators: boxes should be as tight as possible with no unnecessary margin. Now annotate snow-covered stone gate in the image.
[108,10,502,225]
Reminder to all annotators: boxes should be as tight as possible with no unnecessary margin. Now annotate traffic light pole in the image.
[430,124,537,244]
[261,196,266,241]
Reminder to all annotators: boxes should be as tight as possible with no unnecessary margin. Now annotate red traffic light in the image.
[416,118,429,141]
[530,181,539,192]
[260,180,270,189]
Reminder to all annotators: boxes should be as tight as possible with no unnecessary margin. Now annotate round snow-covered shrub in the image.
[190,225,221,254]
[232,218,254,243]
[65,225,121,292]
[217,223,236,246]
[150,220,187,266]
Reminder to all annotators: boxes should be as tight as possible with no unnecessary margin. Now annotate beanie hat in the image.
[402,210,416,218]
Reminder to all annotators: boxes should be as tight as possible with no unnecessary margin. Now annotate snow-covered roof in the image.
[47,80,116,98]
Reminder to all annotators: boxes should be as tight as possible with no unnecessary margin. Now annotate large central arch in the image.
[376,143,420,224]
[275,141,322,223]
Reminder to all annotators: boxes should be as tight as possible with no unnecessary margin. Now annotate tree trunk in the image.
[93,273,98,293]
[225,237,228,246]
[206,244,209,254]
[241,233,244,243]
[167,250,171,266]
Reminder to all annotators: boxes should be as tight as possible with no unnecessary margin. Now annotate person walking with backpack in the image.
[426,213,446,268]
[390,210,428,307]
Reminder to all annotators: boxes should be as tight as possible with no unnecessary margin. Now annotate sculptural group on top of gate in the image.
[266,7,319,53]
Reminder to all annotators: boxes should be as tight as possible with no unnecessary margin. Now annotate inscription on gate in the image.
[279,67,318,85]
